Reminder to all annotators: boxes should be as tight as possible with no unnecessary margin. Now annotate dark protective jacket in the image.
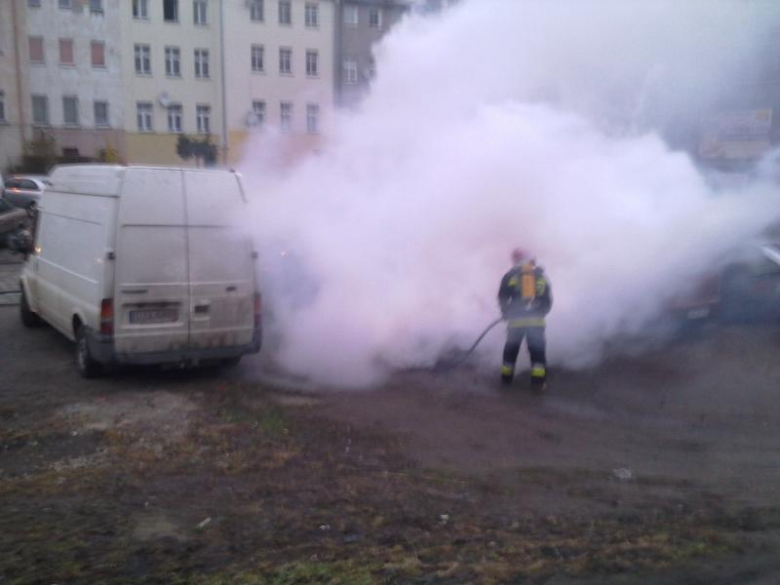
[498,263,553,327]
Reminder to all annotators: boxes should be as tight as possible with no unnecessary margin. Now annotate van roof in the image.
[48,164,238,197]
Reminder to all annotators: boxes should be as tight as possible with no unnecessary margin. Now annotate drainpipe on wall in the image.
[10,0,28,149]
[219,0,229,166]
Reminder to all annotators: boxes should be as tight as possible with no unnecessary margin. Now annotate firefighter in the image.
[498,248,552,391]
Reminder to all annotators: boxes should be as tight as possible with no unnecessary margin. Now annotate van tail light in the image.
[254,293,262,329]
[100,298,114,336]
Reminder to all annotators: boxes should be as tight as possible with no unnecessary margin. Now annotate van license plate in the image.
[129,309,178,324]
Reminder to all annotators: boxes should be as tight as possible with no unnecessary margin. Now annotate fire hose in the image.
[439,316,504,370]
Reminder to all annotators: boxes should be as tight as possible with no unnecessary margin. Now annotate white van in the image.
[16,164,262,377]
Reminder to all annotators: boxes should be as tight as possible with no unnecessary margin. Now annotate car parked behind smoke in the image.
[718,241,780,322]
[2,175,49,208]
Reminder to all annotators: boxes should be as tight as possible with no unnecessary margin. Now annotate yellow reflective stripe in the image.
[536,278,547,295]
[509,318,545,327]
[531,366,546,377]
[501,364,514,375]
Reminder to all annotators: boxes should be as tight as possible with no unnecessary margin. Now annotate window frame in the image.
[305,49,318,78]
[167,103,183,133]
[0,92,6,123]
[59,38,75,66]
[250,0,264,21]
[165,46,181,78]
[29,36,45,64]
[278,0,292,25]
[137,101,153,132]
[305,2,318,28]
[196,104,211,134]
[344,5,358,27]
[279,47,292,75]
[343,59,358,84]
[58,0,72,10]
[32,95,49,126]
[62,95,79,127]
[251,44,265,72]
[93,100,109,127]
[193,0,208,25]
[251,100,266,126]
[306,103,319,134]
[132,0,149,19]
[134,44,151,75]
[89,0,103,14]
[163,0,179,23]
[91,40,106,68]
[194,48,209,78]
[280,101,293,132]
[369,7,382,29]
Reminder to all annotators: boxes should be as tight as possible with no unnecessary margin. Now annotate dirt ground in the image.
[2,294,780,583]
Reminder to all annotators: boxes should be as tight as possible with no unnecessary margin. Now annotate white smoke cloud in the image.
[240,0,780,387]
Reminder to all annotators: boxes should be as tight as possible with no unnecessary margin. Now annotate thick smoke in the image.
[240,0,780,387]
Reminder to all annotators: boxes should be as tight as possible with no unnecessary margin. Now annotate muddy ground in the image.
[2,292,780,583]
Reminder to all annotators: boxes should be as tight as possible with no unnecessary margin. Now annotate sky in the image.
[239,0,780,388]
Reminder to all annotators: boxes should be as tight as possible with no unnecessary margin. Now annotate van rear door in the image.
[184,172,255,350]
[113,169,190,354]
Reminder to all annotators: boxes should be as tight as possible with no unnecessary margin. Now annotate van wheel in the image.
[76,326,102,379]
[20,289,41,328]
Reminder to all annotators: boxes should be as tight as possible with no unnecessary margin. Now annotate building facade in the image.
[0,0,407,172]
[335,0,408,107]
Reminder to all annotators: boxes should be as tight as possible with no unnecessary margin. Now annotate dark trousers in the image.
[502,326,546,380]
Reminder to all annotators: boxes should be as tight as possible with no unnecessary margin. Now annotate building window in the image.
[280,101,292,132]
[343,59,357,84]
[167,104,183,132]
[32,95,49,125]
[132,0,148,19]
[306,50,318,77]
[137,102,153,132]
[59,39,74,66]
[344,5,358,27]
[134,44,151,75]
[251,100,265,126]
[94,101,109,127]
[0,92,6,123]
[306,103,319,134]
[369,7,382,29]
[279,47,292,75]
[59,0,72,9]
[251,45,264,72]
[250,0,264,21]
[63,96,79,126]
[29,37,44,64]
[194,49,209,78]
[28,0,41,7]
[91,41,106,67]
[193,0,207,25]
[89,0,103,14]
[278,0,291,25]
[165,46,181,77]
[305,2,318,27]
[164,0,178,22]
[196,105,210,133]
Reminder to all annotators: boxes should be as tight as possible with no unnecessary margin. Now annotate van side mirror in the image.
[8,227,33,255]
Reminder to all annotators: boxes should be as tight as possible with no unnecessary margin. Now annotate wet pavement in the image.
[0,248,22,306]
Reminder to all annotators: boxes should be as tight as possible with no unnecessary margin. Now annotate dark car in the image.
[718,242,780,322]
[0,198,31,247]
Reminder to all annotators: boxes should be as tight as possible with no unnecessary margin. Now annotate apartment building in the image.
[2,0,125,168]
[0,0,409,171]
[121,0,223,164]
[223,0,336,164]
[336,0,409,107]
